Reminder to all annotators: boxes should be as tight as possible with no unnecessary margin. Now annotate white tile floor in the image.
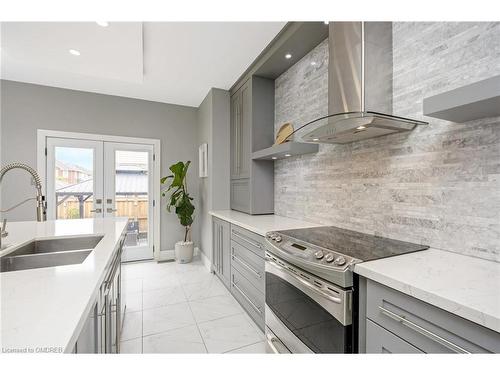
[120,255,267,354]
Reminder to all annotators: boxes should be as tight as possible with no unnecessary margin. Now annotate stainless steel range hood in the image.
[301,22,427,144]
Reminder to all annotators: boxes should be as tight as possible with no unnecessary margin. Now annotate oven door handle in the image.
[266,333,291,354]
[266,257,342,304]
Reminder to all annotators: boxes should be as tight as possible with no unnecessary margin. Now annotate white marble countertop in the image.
[354,249,500,333]
[209,210,320,236]
[0,217,128,353]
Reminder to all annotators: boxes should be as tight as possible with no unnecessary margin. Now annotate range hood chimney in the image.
[301,22,427,144]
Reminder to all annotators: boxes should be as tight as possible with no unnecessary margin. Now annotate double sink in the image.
[0,235,103,273]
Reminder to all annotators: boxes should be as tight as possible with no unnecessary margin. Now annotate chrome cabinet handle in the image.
[231,249,261,278]
[232,230,262,249]
[266,256,342,304]
[378,306,470,354]
[232,282,262,314]
[219,226,223,271]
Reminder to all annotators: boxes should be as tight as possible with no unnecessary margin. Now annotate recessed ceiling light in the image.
[96,21,109,27]
[312,138,319,141]
[285,53,292,59]
[69,49,81,56]
[311,61,317,66]
[284,154,291,157]
[356,125,367,130]
[271,156,277,160]
[324,21,329,25]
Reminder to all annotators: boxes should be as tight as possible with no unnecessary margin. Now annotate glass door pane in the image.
[46,138,103,220]
[104,144,153,261]
[54,147,94,219]
[115,150,149,248]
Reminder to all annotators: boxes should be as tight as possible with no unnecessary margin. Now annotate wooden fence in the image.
[57,195,149,233]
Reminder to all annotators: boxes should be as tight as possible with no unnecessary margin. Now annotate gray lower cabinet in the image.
[231,266,265,330]
[211,217,266,331]
[366,319,423,353]
[74,236,124,353]
[75,302,98,353]
[212,217,231,288]
[365,279,500,353]
[229,224,266,330]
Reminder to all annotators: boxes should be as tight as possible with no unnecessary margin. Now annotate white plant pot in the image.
[175,241,194,264]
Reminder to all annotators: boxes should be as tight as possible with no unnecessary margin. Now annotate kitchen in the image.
[1,1,500,372]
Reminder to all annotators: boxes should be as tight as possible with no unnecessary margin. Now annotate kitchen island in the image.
[0,217,128,353]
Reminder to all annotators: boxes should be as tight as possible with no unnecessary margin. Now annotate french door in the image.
[45,137,155,261]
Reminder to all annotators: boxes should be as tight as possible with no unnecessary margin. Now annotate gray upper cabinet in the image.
[230,76,275,215]
[212,217,231,288]
[230,79,251,180]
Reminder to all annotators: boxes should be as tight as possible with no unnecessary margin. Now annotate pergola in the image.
[55,171,148,218]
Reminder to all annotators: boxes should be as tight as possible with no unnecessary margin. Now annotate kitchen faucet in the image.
[0,163,47,249]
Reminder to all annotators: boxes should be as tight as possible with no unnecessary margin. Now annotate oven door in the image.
[265,253,353,353]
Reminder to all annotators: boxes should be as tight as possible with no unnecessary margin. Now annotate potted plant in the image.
[161,161,195,263]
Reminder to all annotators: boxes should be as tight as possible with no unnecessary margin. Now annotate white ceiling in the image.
[0,22,286,107]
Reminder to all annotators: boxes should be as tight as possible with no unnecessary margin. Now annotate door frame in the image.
[37,129,161,261]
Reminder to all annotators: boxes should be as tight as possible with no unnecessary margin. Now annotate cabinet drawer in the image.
[231,240,265,293]
[367,279,500,353]
[366,319,423,353]
[230,179,250,213]
[230,224,265,258]
[231,266,265,331]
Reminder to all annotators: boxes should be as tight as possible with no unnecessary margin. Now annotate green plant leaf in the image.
[160,160,194,231]
[160,175,173,184]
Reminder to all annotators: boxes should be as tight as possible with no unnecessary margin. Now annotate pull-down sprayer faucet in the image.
[0,163,47,249]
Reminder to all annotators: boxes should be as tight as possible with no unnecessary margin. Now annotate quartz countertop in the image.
[209,210,319,236]
[354,249,500,333]
[0,218,128,353]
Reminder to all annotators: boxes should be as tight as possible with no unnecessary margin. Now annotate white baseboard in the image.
[157,249,175,262]
[198,248,212,272]
[157,247,211,272]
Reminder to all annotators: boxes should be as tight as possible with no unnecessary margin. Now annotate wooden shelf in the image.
[423,76,500,123]
[252,142,319,160]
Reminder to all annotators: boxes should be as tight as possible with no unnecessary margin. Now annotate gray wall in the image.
[0,80,199,252]
[274,22,500,262]
[197,88,230,260]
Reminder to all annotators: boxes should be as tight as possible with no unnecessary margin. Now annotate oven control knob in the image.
[325,253,335,263]
[334,256,346,266]
[314,250,324,259]
[275,236,282,242]
[270,234,277,240]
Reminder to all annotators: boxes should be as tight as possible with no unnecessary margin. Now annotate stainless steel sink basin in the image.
[0,235,103,272]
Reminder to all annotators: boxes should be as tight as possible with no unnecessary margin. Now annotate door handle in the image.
[232,280,262,314]
[231,249,261,278]
[90,208,102,213]
[266,256,342,304]
[378,306,470,354]
[107,208,117,213]
[266,333,290,354]
[231,230,262,249]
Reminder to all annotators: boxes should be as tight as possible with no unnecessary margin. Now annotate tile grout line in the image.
[123,259,265,354]
[222,339,265,354]
[180,276,209,354]
[140,278,144,354]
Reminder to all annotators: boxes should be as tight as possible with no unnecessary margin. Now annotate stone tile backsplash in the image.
[274,23,500,262]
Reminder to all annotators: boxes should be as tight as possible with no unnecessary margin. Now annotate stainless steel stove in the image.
[264,226,429,354]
